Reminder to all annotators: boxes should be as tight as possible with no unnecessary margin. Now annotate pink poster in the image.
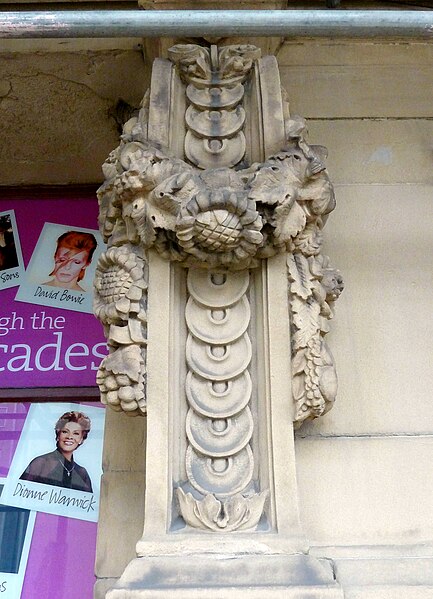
[0,402,104,599]
[0,193,107,390]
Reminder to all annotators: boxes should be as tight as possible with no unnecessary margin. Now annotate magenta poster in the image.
[0,194,107,389]
[0,402,104,599]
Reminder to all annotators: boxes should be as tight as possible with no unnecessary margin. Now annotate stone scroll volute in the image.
[95,44,343,533]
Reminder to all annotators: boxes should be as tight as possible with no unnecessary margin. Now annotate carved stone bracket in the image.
[96,109,342,424]
[99,42,344,599]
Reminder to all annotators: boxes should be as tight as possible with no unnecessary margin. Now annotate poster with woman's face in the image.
[15,223,106,314]
[1,403,105,522]
[0,210,25,291]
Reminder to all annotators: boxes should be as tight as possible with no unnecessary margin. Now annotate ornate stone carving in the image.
[177,268,267,532]
[98,42,345,599]
[289,252,344,425]
[93,244,148,414]
[168,44,259,170]
[94,43,343,424]
[177,488,268,533]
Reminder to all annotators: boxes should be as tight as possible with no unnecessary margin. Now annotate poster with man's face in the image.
[1,403,105,522]
[0,210,25,291]
[15,223,105,314]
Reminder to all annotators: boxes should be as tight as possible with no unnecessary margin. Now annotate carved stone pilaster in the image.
[96,44,343,598]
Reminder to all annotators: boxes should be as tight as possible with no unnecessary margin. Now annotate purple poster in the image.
[0,402,104,599]
[0,194,107,389]
[2,403,104,523]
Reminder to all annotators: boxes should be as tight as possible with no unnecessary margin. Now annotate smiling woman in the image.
[19,411,93,493]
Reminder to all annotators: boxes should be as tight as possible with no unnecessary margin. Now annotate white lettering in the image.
[65,343,89,371]
[34,331,64,371]
[7,344,33,372]
[91,342,108,370]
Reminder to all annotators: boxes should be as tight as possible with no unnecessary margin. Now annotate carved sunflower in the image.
[176,187,263,268]
[94,246,147,325]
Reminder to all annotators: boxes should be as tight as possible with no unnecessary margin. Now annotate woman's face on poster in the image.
[58,422,84,454]
[52,247,89,287]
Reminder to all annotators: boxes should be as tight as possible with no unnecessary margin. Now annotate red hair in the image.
[51,231,97,281]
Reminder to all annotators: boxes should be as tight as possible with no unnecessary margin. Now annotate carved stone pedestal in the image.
[109,555,341,598]
[95,43,343,599]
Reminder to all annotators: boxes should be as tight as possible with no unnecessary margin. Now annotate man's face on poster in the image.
[52,248,89,287]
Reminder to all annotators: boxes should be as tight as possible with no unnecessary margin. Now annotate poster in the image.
[0,480,36,599]
[0,194,108,389]
[0,210,25,291]
[0,402,103,598]
[1,403,104,523]
[16,223,104,315]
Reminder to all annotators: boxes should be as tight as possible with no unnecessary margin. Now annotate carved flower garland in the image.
[94,246,148,414]
[93,246,147,325]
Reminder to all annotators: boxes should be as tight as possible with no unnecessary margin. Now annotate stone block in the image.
[344,586,433,599]
[0,50,147,185]
[334,557,433,585]
[107,554,343,598]
[298,185,433,437]
[296,436,433,547]
[95,471,145,578]
[307,120,433,185]
[102,408,146,473]
[278,41,433,118]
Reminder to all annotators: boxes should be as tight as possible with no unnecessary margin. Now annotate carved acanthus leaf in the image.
[177,488,267,533]
[168,44,261,87]
[292,299,321,349]
[287,254,315,300]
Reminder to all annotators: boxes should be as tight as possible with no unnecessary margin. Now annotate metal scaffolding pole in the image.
[0,10,432,40]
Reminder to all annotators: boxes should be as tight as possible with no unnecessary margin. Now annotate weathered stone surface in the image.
[296,436,433,546]
[95,471,145,579]
[277,41,433,118]
[307,120,433,185]
[0,49,147,185]
[298,185,433,437]
[107,554,343,598]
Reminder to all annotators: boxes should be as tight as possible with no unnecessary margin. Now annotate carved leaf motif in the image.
[292,298,321,349]
[292,349,307,375]
[248,165,293,206]
[274,199,306,243]
[292,370,306,402]
[168,45,211,81]
[199,493,223,526]
[176,488,267,532]
[218,45,261,81]
[288,253,315,300]
[299,174,335,216]
[97,344,145,413]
